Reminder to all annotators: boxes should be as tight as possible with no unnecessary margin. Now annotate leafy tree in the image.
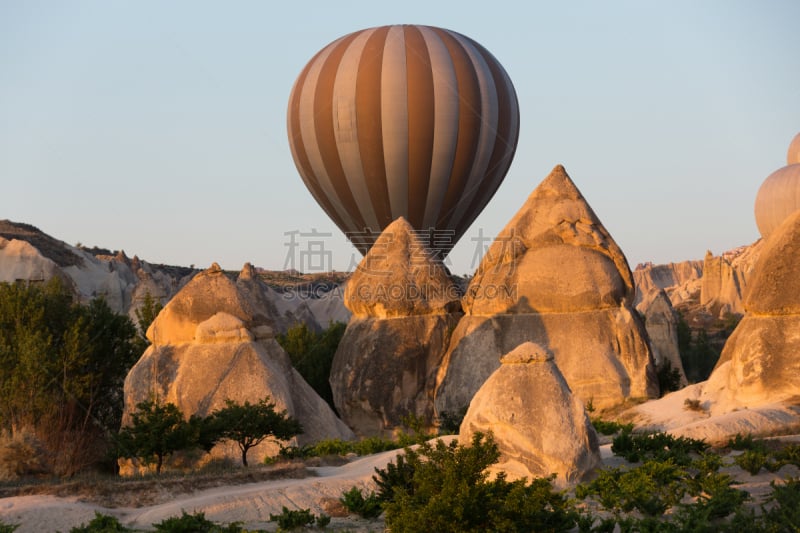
[375,433,576,532]
[116,398,194,474]
[276,322,345,412]
[133,292,163,353]
[209,397,302,466]
[0,279,138,475]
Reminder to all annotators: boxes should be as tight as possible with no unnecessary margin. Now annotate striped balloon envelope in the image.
[287,24,520,256]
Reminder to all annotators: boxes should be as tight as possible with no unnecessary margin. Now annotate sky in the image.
[2,1,798,275]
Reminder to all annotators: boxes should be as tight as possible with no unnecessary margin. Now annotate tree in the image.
[276,322,345,412]
[0,279,138,475]
[209,397,302,466]
[116,399,194,474]
[133,292,163,354]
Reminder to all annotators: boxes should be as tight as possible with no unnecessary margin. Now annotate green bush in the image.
[611,427,708,464]
[734,450,769,475]
[152,511,245,532]
[727,433,767,452]
[761,477,800,531]
[374,433,576,532]
[0,521,18,533]
[340,486,382,519]
[269,506,316,530]
[590,418,634,436]
[70,513,132,532]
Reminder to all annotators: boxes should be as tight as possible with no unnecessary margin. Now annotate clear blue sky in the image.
[2,1,798,274]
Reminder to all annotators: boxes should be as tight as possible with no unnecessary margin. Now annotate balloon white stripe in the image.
[445,33,499,233]
[333,29,380,230]
[419,26,459,231]
[297,41,353,227]
[381,26,410,221]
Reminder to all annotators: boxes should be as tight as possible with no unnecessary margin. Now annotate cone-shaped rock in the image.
[123,263,353,473]
[459,342,601,487]
[345,217,461,318]
[331,218,462,436]
[436,165,657,415]
[712,210,800,404]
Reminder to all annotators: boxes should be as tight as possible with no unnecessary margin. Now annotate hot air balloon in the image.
[754,133,800,239]
[286,24,519,256]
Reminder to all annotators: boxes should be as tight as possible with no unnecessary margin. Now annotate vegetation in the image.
[657,359,683,395]
[610,426,709,464]
[70,513,132,532]
[590,418,634,436]
[132,292,163,353]
[374,433,576,533]
[115,399,195,474]
[276,322,345,413]
[340,486,382,518]
[268,506,329,531]
[0,279,139,476]
[116,396,301,472]
[208,397,302,466]
[152,511,247,532]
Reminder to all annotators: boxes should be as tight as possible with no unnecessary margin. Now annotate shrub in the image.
[340,486,382,519]
[269,506,316,530]
[152,511,245,532]
[734,450,769,475]
[590,418,633,436]
[761,477,800,531]
[70,513,132,532]
[684,398,704,412]
[375,433,576,532]
[611,427,708,464]
[727,433,767,452]
[576,460,688,517]
[0,521,17,533]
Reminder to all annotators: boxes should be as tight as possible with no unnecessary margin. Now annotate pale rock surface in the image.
[331,218,462,436]
[0,221,187,318]
[459,342,601,487]
[700,242,762,316]
[124,263,353,472]
[436,165,657,415]
[0,237,65,284]
[344,217,461,319]
[633,260,703,306]
[622,212,800,443]
[636,289,687,385]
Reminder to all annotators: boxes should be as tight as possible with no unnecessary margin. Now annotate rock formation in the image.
[620,210,800,444]
[436,165,658,415]
[330,217,462,436]
[123,263,353,472]
[711,210,800,405]
[0,220,189,320]
[459,342,601,487]
[633,260,703,307]
[636,290,687,385]
[699,243,762,316]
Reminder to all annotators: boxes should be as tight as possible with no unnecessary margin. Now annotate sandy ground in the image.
[2,433,799,532]
[0,445,409,532]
